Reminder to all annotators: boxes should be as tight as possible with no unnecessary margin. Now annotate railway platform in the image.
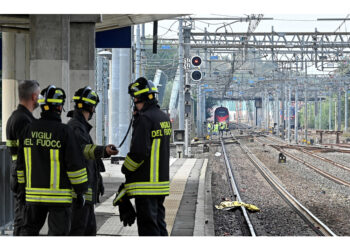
[3,157,214,237]
[94,157,214,236]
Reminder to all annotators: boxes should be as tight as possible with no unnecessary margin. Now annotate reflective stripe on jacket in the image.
[6,104,36,192]
[120,102,171,200]
[17,111,88,206]
[67,109,106,204]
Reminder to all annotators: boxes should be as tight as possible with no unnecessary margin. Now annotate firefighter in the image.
[113,77,171,236]
[225,122,229,135]
[16,85,88,236]
[6,80,40,236]
[67,86,118,236]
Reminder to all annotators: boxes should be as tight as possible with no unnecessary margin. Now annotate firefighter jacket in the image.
[67,109,106,204]
[115,102,171,203]
[6,104,36,192]
[16,111,88,206]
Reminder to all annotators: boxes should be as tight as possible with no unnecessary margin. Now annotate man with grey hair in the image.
[6,80,40,236]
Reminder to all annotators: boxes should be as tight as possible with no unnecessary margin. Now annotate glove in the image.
[75,194,85,209]
[119,198,136,227]
[113,183,136,227]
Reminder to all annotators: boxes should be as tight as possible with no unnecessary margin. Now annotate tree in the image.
[298,94,350,131]
[335,56,350,76]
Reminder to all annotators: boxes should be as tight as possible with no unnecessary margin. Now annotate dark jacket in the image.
[6,104,36,192]
[17,111,88,206]
[67,110,106,204]
[116,102,171,202]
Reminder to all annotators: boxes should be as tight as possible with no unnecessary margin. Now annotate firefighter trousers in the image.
[22,205,72,236]
[135,196,168,236]
[69,203,96,236]
[12,195,25,236]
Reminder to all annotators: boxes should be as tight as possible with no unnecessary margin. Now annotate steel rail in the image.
[265,136,350,170]
[264,135,350,154]
[271,144,350,188]
[297,148,350,172]
[256,137,350,188]
[237,137,336,236]
[220,138,257,236]
[322,143,350,149]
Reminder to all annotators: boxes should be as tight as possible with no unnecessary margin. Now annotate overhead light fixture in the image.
[98,50,112,56]
[98,50,112,59]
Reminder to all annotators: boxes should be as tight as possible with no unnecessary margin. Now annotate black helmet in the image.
[72,86,99,110]
[128,77,158,101]
[38,85,66,112]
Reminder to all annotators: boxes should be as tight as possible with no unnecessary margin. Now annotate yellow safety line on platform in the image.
[193,159,208,235]
[164,158,197,234]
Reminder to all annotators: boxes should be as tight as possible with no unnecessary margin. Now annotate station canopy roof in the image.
[0,14,185,33]
[96,14,183,31]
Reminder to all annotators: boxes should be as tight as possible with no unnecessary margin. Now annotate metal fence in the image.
[0,144,14,235]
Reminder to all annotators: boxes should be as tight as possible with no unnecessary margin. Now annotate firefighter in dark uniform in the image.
[16,85,88,236]
[67,86,118,236]
[225,122,229,135]
[113,77,171,236]
[219,122,225,137]
[6,80,40,236]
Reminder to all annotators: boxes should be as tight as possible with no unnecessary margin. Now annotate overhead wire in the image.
[333,14,350,32]
[145,16,346,82]
[158,20,178,38]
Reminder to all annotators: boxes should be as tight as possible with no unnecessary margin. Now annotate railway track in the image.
[323,143,350,149]
[220,138,257,236]
[255,136,350,188]
[220,134,336,236]
[266,135,350,154]
[263,135,350,175]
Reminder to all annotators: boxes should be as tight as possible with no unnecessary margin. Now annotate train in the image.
[214,106,230,124]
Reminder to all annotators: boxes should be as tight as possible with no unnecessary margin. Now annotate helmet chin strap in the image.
[87,106,95,121]
[88,111,93,121]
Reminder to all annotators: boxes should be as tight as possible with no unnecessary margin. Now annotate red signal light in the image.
[191,56,202,67]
